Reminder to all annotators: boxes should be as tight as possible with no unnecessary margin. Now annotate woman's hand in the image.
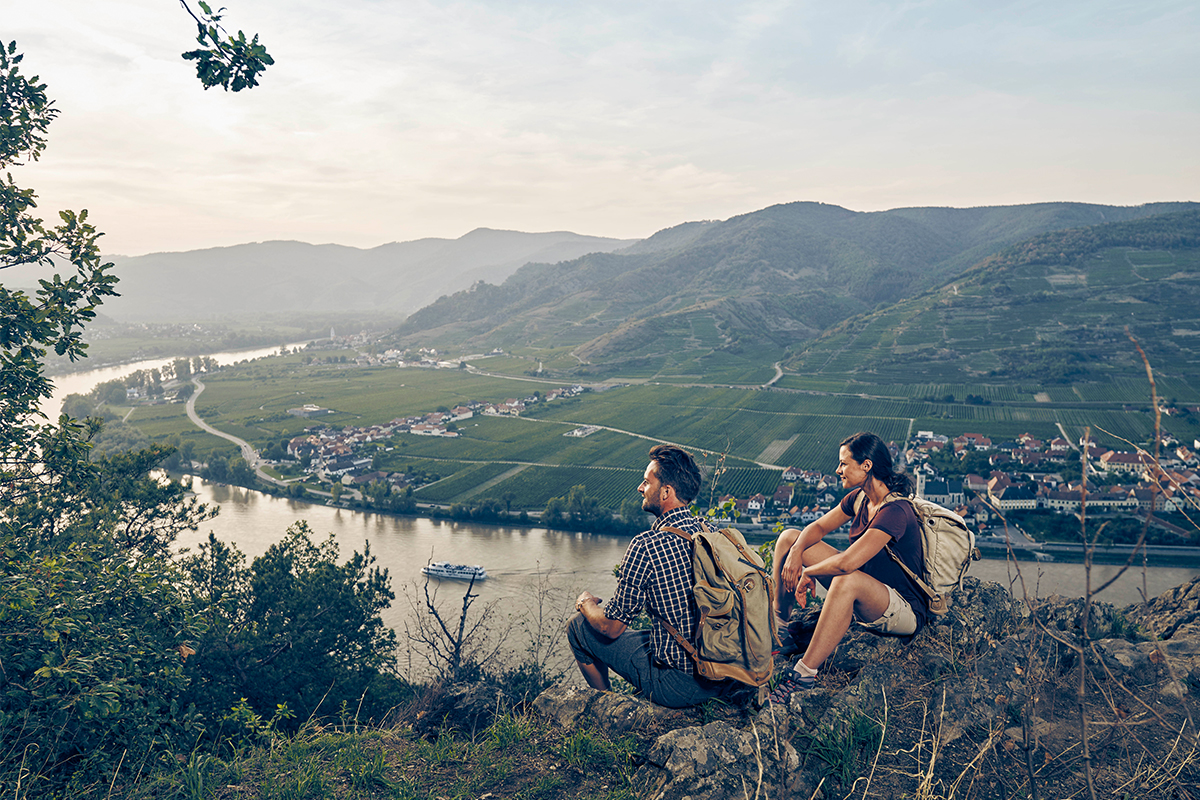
[794,570,815,608]
[780,549,804,595]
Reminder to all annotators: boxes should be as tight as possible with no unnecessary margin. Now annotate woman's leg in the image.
[798,571,892,670]
[774,531,840,621]
[771,528,802,622]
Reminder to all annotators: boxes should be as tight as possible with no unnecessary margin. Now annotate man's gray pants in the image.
[566,613,728,709]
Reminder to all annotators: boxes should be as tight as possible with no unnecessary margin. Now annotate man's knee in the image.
[567,612,597,662]
[567,612,586,644]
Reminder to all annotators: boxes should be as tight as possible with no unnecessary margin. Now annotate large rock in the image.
[1125,575,1200,640]
[531,683,689,736]
[631,713,801,800]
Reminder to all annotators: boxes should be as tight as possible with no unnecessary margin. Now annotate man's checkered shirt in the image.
[604,507,705,674]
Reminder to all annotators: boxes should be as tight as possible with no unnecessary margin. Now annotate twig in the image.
[103,749,127,800]
[860,685,887,800]
[947,723,1002,799]
[916,687,946,800]
[749,720,764,800]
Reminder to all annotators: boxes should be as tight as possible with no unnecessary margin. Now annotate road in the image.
[186,377,285,486]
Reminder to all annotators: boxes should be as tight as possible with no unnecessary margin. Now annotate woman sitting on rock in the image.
[769,431,928,704]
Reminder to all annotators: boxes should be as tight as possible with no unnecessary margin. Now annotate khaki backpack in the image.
[854,492,981,615]
[657,522,778,686]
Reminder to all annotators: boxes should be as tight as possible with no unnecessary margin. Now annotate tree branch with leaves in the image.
[179,0,274,92]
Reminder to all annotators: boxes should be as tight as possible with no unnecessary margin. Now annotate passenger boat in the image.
[421,561,488,580]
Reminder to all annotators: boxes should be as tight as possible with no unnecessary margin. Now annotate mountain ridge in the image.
[392,200,1200,367]
[2,229,641,323]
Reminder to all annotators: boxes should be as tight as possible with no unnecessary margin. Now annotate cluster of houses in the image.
[714,429,1200,531]
[280,385,589,488]
[906,429,1200,519]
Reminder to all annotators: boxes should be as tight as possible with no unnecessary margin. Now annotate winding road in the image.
[186,377,284,486]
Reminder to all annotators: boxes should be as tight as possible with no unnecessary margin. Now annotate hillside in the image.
[4,229,639,323]
[391,201,1198,376]
[784,209,1200,385]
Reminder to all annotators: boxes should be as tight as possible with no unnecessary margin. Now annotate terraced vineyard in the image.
[126,336,1200,514]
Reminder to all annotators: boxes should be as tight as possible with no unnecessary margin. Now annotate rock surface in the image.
[530,576,1200,799]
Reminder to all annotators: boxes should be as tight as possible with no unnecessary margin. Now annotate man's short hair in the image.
[649,444,702,504]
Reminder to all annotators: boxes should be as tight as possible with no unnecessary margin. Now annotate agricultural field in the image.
[120,345,1200,512]
[471,465,643,510]
[119,402,236,459]
[411,462,517,503]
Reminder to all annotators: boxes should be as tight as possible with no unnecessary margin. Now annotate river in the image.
[175,477,1198,618]
[40,352,1200,628]
[40,342,307,423]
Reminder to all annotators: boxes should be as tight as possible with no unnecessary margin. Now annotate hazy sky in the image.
[9,0,1198,256]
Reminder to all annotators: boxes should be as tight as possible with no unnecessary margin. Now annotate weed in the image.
[559,728,611,769]
[796,711,882,787]
[486,710,534,752]
[519,773,565,800]
[178,752,212,800]
[345,747,391,791]
[418,730,461,765]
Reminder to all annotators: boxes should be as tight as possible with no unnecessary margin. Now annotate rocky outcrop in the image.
[531,576,1200,799]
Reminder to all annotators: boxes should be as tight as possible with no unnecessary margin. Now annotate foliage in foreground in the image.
[50,708,640,800]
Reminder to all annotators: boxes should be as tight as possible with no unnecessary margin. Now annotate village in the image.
[280,383,589,494]
[269,364,1200,546]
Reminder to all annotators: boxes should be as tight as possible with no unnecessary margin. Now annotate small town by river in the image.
[45,347,1200,643]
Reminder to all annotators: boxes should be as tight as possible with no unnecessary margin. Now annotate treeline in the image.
[971,209,1200,275]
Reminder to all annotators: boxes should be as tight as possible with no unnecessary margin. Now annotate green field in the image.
[121,346,1200,512]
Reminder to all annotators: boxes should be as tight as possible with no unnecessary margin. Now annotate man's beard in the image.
[641,496,663,517]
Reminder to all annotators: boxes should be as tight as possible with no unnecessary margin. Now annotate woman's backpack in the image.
[855,492,981,615]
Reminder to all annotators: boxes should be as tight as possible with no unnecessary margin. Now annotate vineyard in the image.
[412,462,516,502]
[473,465,643,510]
[117,347,1200,516]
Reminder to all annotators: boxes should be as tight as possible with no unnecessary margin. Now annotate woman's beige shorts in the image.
[855,584,918,636]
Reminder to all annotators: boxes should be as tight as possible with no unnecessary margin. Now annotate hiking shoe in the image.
[772,625,800,658]
[768,671,815,705]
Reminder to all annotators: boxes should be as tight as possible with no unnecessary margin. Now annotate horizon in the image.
[9,0,1200,257]
[101,197,1199,259]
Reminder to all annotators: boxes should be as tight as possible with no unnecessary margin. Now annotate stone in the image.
[523,577,1200,800]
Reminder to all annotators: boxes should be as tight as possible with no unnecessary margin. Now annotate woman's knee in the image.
[825,571,872,599]
[774,528,801,557]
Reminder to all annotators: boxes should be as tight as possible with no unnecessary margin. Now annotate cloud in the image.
[7,0,1197,255]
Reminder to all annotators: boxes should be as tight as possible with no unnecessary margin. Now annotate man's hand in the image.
[576,591,602,612]
[576,591,625,639]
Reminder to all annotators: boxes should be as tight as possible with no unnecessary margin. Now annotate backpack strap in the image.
[855,491,940,605]
[653,521,712,671]
[660,525,693,543]
[649,610,702,664]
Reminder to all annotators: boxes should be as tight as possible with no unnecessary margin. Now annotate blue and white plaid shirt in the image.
[604,507,705,674]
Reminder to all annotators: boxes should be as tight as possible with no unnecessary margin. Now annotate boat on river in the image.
[421,561,488,581]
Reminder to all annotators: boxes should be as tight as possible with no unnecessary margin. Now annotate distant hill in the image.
[6,229,640,323]
[391,201,1199,371]
[783,209,1200,384]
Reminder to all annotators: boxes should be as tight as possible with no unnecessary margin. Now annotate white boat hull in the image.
[421,562,487,580]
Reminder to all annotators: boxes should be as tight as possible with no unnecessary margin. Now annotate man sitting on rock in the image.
[567,444,728,708]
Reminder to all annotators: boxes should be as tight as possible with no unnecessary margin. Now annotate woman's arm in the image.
[779,505,853,594]
[803,527,892,579]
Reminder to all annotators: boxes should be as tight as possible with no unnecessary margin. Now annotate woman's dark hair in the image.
[839,431,915,496]
[648,444,702,503]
